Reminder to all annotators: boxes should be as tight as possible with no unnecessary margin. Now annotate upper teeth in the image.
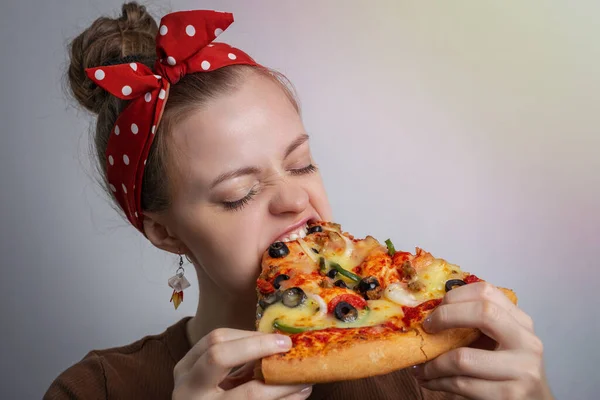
[281,225,308,242]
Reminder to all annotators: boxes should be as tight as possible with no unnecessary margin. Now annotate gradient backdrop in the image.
[1,0,598,398]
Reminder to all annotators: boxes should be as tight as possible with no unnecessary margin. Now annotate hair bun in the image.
[67,2,158,114]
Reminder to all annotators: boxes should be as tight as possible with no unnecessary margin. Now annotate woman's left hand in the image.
[412,282,554,400]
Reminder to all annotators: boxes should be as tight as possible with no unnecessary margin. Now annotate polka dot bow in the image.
[85,10,259,233]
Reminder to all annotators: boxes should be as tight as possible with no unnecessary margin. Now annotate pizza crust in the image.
[261,287,517,384]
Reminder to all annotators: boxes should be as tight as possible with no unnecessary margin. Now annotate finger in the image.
[413,348,523,381]
[178,328,264,373]
[219,362,256,390]
[422,301,538,350]
[420,376,515,400]
[193,333,292,388]
[226,380,312,400]
[279,385,314,400]
[442,282,534,332]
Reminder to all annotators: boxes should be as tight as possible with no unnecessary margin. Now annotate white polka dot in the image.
[207,44,214,47]
[159,89,166,99]
[122,183,127,194]
[131,123,139,134]
[186,25,196,36]
[201,60,211,70]
[109,184,116,192]
[160,25,168,35]
[167,56,176,66]
[94,69,105,80]
[114,125,120,135]
[228,53,237,60]
[143,159,147,165]
[151,125,156,134]
[145,92,152,102]
[135,212,139,218]
[214,28,223,37]
[108,155,114,165]
[122,85,132,96]
[154,75,161,80]
[130,63,137,71]
[123,154,130,165]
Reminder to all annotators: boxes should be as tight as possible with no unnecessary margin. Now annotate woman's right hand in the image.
[172,328,313,400]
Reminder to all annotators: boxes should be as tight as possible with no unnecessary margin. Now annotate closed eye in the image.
[289,164,318,176]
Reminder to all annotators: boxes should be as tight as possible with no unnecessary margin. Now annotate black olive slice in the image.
[327,269,338,279]
[308,225,323,234]
[445,279,466,292]
[281,287,306,308]
[258,291,281,309]
[357,276,382,300]
[334,279,347,288]
[311,248,319,254]
[269,242,290,258]
[334,301,358,322]
[273,274,290,289]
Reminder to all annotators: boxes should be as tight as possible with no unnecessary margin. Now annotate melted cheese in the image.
[385,258,464,305]
[258,299,404,333]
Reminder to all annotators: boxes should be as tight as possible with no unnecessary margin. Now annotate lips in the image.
[273,217,316,244]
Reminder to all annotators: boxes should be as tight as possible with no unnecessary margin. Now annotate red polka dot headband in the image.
[85,10,260,233]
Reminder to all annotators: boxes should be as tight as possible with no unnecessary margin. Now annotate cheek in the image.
[308,175,333,221]
[175,205,265,293]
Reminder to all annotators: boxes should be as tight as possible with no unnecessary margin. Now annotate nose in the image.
[268,180,309,216]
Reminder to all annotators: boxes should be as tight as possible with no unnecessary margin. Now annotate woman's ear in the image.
[142,213,190,255]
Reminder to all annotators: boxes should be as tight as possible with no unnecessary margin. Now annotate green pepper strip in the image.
[273,320,310,334]
[319,257,326,274]
[330,262,361,282]
[385,238,396,256]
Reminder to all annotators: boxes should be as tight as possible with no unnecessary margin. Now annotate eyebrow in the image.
[209,133,310,189]
[284,133,310,159]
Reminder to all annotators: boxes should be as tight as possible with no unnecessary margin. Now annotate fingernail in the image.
[422,316,432,331]
[411,364,423,378]
[275,334,292,348]
[300,385,313,393]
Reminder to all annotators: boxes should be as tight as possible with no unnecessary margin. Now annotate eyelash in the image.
[222,164,318,211]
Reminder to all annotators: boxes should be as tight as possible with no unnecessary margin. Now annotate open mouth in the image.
[278,223,309,243]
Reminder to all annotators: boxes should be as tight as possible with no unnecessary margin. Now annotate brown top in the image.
[44,317,464,400]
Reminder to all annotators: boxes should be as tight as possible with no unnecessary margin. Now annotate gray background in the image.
[1,0,599,398]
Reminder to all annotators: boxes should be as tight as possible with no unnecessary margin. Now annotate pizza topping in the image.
[273,320,309,334]
[318,257,327,274]
[445,279,466,292]
[297,237,319,263]
[269,242,290,258]
[326,268,338,279]
[334,279,348,288]
[331,261,361,282]
[385,238,396,256]
[357,276,382,300]
[307,293,327,317]
[464,274,482,284]
[327,293,367,314]
[259,291,281,309]
[281,287,307,308]
[257,278,275,294]
[308,225,323,234]
[334,301,359,322]
[273,274,290,289]
[400,261,417,280]
[407,279,425,292]
[384,282,421,307]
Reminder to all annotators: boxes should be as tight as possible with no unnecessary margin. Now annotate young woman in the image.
[45,3,554,399]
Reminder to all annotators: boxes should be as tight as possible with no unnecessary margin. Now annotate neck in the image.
[186,268,256,346]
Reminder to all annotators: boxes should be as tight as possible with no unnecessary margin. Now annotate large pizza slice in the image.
[254,221,517,384]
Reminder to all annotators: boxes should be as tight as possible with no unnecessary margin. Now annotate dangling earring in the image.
[168,254,191,310]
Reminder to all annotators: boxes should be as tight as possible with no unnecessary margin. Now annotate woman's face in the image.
[160,72,332,296]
